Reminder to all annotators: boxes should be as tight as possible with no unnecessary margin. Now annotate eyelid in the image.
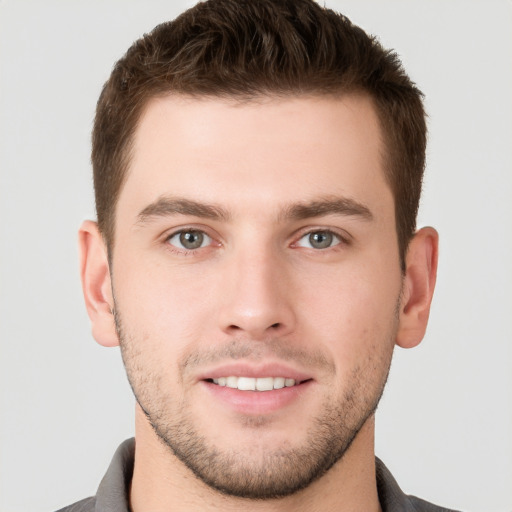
[167,230,211,248]
[162,225,221,252]
[162,223,217,240]
[290,227,352,248]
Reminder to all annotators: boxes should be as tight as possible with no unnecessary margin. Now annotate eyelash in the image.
[292,229,349,250]
[164,228,217,254]
[163,227,351,255]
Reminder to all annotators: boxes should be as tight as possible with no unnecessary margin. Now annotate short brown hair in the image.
[92,0,426,268]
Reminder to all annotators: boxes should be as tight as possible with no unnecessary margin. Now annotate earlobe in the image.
[396,227,439,349]
[78,220,119,347]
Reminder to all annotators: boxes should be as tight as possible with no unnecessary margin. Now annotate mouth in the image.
[198,363,314,414]
[206,376,309,391]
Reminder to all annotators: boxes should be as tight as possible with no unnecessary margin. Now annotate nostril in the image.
[224,321,285,335]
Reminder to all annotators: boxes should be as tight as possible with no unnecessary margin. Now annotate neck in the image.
[130,405,381,512]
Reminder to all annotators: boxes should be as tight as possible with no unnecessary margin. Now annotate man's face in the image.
[111,94,403,498]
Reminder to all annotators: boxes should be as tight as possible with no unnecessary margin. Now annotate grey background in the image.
[1,1,511,511]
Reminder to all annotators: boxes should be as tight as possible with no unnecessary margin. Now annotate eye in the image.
[167,229,212,250]
[296,230,342,250]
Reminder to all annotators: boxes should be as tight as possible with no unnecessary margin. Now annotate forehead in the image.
[118,93,391,223]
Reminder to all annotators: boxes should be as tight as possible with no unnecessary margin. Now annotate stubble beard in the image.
[115,312,396,500]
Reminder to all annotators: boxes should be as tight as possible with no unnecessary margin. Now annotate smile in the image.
[210,376,299,391]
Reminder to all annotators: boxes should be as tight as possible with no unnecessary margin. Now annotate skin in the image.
[79,94,438,512]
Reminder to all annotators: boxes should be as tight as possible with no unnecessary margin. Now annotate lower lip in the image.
[202,380,313,415]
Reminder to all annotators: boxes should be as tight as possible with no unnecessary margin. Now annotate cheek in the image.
[113,260,218,360]
[296,264,401,360]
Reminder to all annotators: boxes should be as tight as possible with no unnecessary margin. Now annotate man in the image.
[61,0,454,510]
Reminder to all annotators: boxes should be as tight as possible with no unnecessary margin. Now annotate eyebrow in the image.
[137,197,231,224]
[280,196,373,222]
[136,195,373,225]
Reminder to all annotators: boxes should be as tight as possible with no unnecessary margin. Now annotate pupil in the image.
[310,231,332,249]
[180,231,203,249]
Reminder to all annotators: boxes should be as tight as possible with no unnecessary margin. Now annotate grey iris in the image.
[309,231,333,249]
[180,231,204,249]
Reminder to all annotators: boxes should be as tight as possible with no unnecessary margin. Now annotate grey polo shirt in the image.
[55,438,460,512]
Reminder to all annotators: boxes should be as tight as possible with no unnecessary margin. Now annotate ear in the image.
[396,226,439,349]
[78,220,119,347]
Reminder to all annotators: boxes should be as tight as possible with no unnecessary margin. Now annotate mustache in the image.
[180,338,335,374]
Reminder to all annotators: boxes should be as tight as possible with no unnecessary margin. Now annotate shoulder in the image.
[376,457,462,512]
[407,494,462,512]
[54,496,96,512]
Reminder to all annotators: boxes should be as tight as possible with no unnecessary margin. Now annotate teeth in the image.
[226,376,238,388]
[255,377,273,391]
[238,376,256,390]
[273,377,285,389]
[211,376,297,391]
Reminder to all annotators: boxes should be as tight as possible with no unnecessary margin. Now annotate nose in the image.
[217,245,296,340]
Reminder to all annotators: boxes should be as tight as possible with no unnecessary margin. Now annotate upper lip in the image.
[196,362,313,383]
